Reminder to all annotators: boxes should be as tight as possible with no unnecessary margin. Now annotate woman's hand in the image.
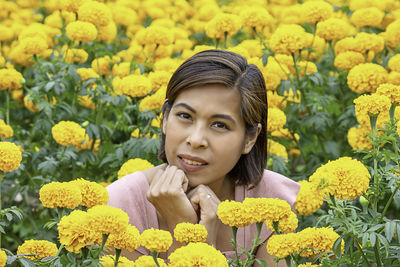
[146,165,198,230]
[187,185,221,246]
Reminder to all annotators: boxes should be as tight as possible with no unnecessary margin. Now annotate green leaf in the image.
[0,225,4,234]
[385,221,395,242]
[45,81,55,92]
[362,232,370,247]
[369,232,376,246]
[18,258,36,267]
[255,259,267,267]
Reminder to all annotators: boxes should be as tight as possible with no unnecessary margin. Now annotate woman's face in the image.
[163,84,254,189]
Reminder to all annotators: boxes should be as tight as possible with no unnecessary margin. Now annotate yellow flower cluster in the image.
[64,48,88,64]
[269,24,306,54]
[76,134,100,152]
[239,7,272,32]
[295,180,324,216]
[347,63,388,94]
[17,240,58,260]
[142,25,174,46]
[134,255,167,267]
[266,233,299,258]
[0,141,22,172]
[205,13,242,39]
[217,200,253,227]
[141,228,173,252]
[77,68,99,80]
[350,7,384,28]
[298,264,319,267]
[174,223,208,243]
[39,181,82,209]
[139,86,167,112]
[168,242,228,267]
[20,36,48,55]
[0,119,13,139]
[0,68,23,90]
[316,18,351,41]
[100,255,134,267]
[353,94,391,129]
[0,249,5,267]
[66,21,97,42]
[347,125,373,150]
[388,54,400,72]
[120,75,152,98]
[118,158,154,179]
[106,224,141,252]
[334,51,364,72]
[78,1,112,27]
[87,205,129,235]
[301,1,333,24]
[69,178,109,208]
[375,83,400,105]
[267,140,288,160]
[267,108,286,132]
[51,121,86,146]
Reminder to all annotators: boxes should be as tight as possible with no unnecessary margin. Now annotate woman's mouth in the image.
[178,155,208,171]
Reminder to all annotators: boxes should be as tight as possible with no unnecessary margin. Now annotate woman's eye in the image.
[212,122,229,130]
[177,112,191,120]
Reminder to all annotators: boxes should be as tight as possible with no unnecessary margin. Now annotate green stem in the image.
[151,251,161,267]
[223,32,228,49]
[231,226,240,265]
[5,91,10,125]
[95,234,108,258]
[354,237,372,267]
[114,249,121,267]
[244,222,263,266]
[374,240,383,267]
[379,184,399,223]
[55,244,64,257]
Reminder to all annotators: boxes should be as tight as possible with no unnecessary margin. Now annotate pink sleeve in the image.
[106,171,158,255]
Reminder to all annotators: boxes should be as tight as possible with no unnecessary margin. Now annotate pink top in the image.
[107,169,300,259]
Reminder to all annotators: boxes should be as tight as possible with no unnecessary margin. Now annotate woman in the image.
[107,50,300,265]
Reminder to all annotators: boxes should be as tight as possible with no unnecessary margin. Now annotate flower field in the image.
[1,0,400,266]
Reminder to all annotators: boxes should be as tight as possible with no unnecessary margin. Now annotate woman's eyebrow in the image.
[173,102,236,124]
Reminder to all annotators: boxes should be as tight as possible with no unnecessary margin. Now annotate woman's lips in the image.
[178,155,208,172]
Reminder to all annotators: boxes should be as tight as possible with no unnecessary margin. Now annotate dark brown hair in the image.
[158,49,268,186]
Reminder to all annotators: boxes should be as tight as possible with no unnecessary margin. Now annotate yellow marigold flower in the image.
[0,141,22,172]
[240,7,272,32]
[66,21,97,43]
[397,121,400,137]
[237,40,262,58]
[301,1,333,24]
[265,211,298,233]
[389,71,400,86]
[217,200,253,227]
[39,181,82,209]
[58,210,102,253]
[139,86,166,112]
[283,89,301,103]
[61,0,85,13]
[355,32,385,54]
[334,37,359,55]
[242,197,290,224]
[134,255,167,267]
[267,108,286,132]
[354,94,391,129]
[334,51,364,71]
[205,13,242,39]
[295,180,324,216]
[267,91,285,109]
[111,6,137,27]
[106,224,141,252]
[76,134,100,151]
[316,17,351,40]
[0,68,23,90]
[64,48,88,64]
[97,21,117,42]
[148,71,171,92]
[298,227,342,258]
[296,61,318,76]
[0,249,6,267]
[100,255,135,267]
[143,25,173,46]
[20,36,48,55]
[388,54,400,73]
[141,228,172,252]
[267,140,288,160]
[51,121,85,146]
[174,223,207,243]
[153,57,182,73]
[91,56,112,76]
[88,205,129,235]
[266,233,299,258]
[0,119,13,139]
[118,158,154,179]
[269,24,307,54]
[0,24,13,42]
[120,75,152,98]
[385,20,400,49]
[298,263,320,267]
[78,1,112,27]
[347,63,388,94]
[77,68,99,80]
[69,178,108,208]
[112,62,133,78]
[17,240,57,260]
[347,125,373,150]
[349,0,386,11]
[78,95,96,110]
[351,7,384,28]
[168,242,228,266]
[375,83,400,105]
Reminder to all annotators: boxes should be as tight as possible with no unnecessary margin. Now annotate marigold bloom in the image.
[242,197,292,224]
[64,48,88,64]
[139,86,166,112]
[267,108,286,132]
[388,54,400,73]
[0,141,22,172]
[266,233,300,258]
[269,24,307,54]
[316,18,351,40]
[20,36,48,55]
[134,255,167,267]
[389,71,400,86]
[87,205,129,235]
[61,0,85,12]
[174,223,207,243]
[298,227,342,258]
[106,224,141,252]
[0,24,13,42]
[267,140,288,160]
[0,119,13,139]
[347,63,388,94]
[0,249,6,267]
[148,71,171,91]
[301,1,333,24]
[118,158,154,179]
[334,51,364,71]
[66,21,97,42]
[295,180,324,216]
[239,7,273,32]
[77,68,99,80]
[78,1,112,27]
[39,181,82,209]
[168,242,228,266]
[0,68,23,90]
[17,240,57,260]
[52,121,86,146]
[205,13,242,39]
[217,200,253,227]
[143,25,173,46]
[385,20,400,49]
[100,255,135,267]
[298,263,319,267]
[111,6,137,27]
[397,121,400,137]
[354,94,391,129]
[91,56,112,76]
[58,210,102,253]
[76,134,100,151]
[375,83,400,105]
[351,7,384,28]
[141,228,173,252]
[97,21,117,42]
[347,125,373,150]
[265,211,298,233]
[69,178,108,208]
[120,75,152,98]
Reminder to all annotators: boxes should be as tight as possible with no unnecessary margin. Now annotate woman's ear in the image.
[242,123,262,154]
[161,112,169,135]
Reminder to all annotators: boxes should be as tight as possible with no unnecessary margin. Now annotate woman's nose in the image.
[186,125,208,149]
